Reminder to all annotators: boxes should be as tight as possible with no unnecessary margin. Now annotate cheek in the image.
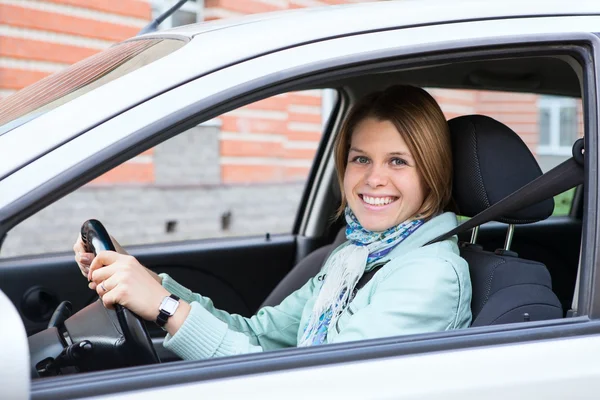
[395,172,426,203]
[343,167,358,200]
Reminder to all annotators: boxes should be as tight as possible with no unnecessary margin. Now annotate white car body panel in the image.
[0,290,29,400]
[2,15,600,209]
[91,334,600,399]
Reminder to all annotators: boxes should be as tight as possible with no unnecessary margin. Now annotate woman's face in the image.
[343,117,427,232]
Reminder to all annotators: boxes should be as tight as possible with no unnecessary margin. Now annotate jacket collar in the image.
[380,212,459,262]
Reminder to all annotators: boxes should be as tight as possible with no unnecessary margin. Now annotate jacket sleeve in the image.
[159,273,316,360]
[329,256,467,344]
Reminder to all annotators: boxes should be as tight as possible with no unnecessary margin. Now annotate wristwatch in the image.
[156,294,180,328]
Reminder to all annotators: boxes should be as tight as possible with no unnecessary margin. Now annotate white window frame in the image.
[150,0,204,30]
[537,95,578,156]
[321,89,337,128]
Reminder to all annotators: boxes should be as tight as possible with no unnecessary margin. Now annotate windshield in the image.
[0,38,186,135]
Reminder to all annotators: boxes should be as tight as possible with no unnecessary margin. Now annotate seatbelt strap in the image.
[356,262,388,291]
[425,154,584,246]
[354,142,584,291]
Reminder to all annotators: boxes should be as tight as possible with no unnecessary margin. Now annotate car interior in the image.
[0,50,587,377]
[286,53,583,318]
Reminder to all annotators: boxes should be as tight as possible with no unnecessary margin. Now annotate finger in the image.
[95,280,105,297]
[90,262,121,285]
[76,254,94,278]
[99,283,122,310]
[73,233,81,252]
[75,252,94,266]
[74,234,95,278]
[95,275,117,298]
[100,290,117,310]
[87,250,120,281]
[79,263,89,278]
[73,233,87,253]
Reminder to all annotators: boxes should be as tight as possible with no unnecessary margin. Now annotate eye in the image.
[390,157,407,166]
[351,155,369,164]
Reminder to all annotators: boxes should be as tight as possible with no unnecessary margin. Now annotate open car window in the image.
[0,38,186,136]
[0,89,337,258]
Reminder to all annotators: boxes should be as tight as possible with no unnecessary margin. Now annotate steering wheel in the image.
[79,219,159,367]
[28,220,159,376]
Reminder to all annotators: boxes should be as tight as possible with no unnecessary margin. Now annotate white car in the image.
[1,1,600,399]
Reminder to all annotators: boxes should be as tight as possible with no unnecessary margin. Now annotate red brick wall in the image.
[219,91,322,183]
[0,1,151,96]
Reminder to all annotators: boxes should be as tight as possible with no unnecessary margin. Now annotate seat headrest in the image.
[449,115,554,224]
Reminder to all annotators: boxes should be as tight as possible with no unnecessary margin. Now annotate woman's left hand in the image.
[88,251,170,321]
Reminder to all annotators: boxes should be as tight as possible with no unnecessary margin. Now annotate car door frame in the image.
[5,17,600,400]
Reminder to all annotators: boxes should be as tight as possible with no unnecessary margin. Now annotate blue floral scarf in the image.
[298,207,423,347]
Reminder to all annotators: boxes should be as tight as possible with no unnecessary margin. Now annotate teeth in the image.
[363,195,396,206]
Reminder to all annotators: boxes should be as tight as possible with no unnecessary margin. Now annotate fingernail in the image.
[88,282,94,290]
[80,254,92,264]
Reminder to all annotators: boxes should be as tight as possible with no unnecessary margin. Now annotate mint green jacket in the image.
[161,212,472,360]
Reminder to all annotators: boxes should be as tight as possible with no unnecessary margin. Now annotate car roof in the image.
[139,0,600,41]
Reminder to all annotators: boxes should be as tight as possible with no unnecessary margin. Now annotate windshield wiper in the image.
[138,0,192,36]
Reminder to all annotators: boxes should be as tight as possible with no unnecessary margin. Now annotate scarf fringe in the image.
[298,245,368,347]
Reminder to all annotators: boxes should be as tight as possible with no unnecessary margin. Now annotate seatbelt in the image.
[355,139,584,291]
[425,153,584,246]
[356,262,388,291]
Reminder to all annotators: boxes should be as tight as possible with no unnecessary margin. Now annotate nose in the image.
[365,164,388,188]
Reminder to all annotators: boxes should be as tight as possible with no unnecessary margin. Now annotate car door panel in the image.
[0,235,297,337]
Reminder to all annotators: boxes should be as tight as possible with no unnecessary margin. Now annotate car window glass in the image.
[0,89,337,258]
[0,38,186,136]
[553,188,576,217]
[428,88,583,217]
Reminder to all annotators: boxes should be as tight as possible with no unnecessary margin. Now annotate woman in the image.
[74,85,472,359]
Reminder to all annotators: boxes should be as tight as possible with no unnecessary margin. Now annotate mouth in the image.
[359,194,399,208]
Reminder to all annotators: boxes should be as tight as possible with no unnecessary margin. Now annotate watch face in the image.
[160,297,179,315]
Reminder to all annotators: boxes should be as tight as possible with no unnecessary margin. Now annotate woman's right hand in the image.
[73,233,127,278]
[73,233,162,286]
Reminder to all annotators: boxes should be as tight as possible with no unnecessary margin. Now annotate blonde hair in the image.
[334,85,452,221]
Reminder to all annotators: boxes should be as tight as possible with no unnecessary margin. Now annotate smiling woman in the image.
[336,85,453,230]
[73,84,472,358]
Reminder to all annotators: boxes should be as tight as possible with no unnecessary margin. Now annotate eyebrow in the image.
[349,147,413,158]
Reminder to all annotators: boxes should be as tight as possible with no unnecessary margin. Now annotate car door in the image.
[3,11,600,400]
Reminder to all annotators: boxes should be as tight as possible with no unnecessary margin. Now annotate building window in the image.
[150,0,203,30]
[538,95,578,156]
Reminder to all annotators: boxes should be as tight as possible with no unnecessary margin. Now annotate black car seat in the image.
[449,115,562,325]
[261,114,563,326]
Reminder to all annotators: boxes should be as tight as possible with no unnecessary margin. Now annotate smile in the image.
[359,194,399,207]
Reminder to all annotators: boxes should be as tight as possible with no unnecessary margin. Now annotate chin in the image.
[357,217,395,233]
